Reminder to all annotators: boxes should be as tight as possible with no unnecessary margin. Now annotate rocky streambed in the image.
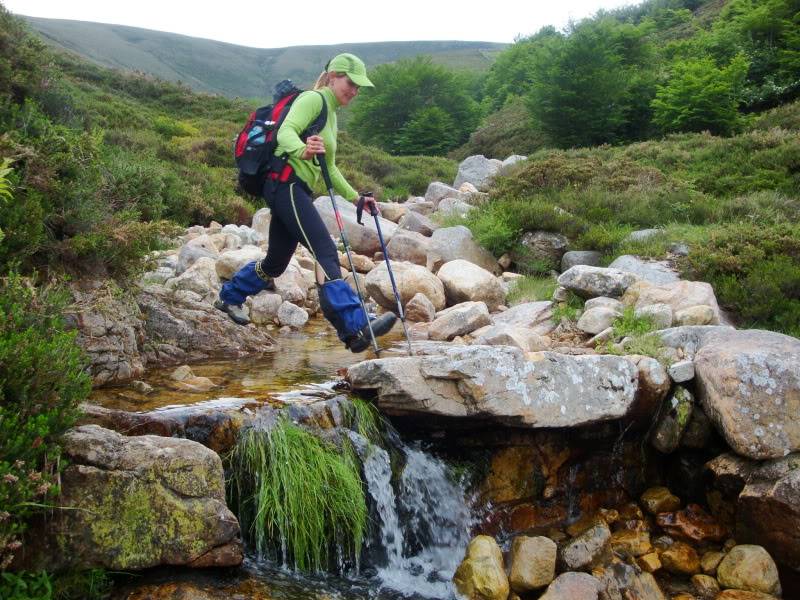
[27,156,799,599]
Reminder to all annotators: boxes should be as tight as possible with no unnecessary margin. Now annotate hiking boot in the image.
[346,312,397,353]
[214,299,250,326]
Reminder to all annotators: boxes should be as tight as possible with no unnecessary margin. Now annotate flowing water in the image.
[97,321,473,599]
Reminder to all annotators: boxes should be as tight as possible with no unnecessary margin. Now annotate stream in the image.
[94,321,474,599]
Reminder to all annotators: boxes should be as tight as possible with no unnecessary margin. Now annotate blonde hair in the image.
[314,70,331,90]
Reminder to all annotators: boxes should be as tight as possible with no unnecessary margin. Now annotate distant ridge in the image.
[23,16,505,99]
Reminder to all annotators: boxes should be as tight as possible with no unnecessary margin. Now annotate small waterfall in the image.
[353,436,472,599]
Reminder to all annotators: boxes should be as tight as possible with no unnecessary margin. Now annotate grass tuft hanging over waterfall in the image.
[227,417,367,573]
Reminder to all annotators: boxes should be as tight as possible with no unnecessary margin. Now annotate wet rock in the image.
[681,407,714,449]
[637,552,662,573]
[437,260,506,310]
[314,195,397,256]
[562,251,602,272]
[736,453,800,570]
[405,292,436,323]
[700,550,726,575]
[427,226,499,275]
[593,560,666,600]
[397,210,438,237]
[717,545,781,596]
[705,453,754,497]
[452,535,509,600]
[453,155,503,191]
[610,529,653,557]
[675,304,716,326]
[650,386,694,454]
[511,231,569,272]
[694,328,800,459]
[660,541,701,575]
[578,306,621,335]
[509,535,557,592]
[365,260,446,311]
[21,425,241,571]
[625,355,671,425]
[608,255,680,286]
[622,280,721,325]
[277,301,309,328]
[715,590,781,600]
[246,292,283,325]
[132,380,154,395]
[561,522,611,570]
[348,344,638,427]
[169,365,216,392]
[557,266,639,299]
[385,229,430,266]
[640,487,681,514]
[668,359,695,383]
[691,573,720,599]
[540,572,601,600]
[656,504,727,544]
[635,303,674,330]
[428,301,492,341]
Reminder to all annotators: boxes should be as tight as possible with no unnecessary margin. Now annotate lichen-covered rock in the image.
[694,328,800,459]
[471,323,551,352]
[511,231,569,272]
[558,266,639,299]
[365,260,446,311]
[437,260,506,310]
[625,355,671,426]
[492,301,554,336]
[623,280,722,324]
[453,535,509,600]
[21,425,242,571]
[650,386,695,454]
[562,251,602,272]
[635,303,674,330]
[608,255,680,286]
[428,301,492,341]
[347,344,639,427]
[717,545,781,596]
[509,535,557,592]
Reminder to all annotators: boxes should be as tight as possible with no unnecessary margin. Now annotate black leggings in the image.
[259,178,341,282]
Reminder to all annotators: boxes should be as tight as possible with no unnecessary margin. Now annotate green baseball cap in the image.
[326,53,374,88]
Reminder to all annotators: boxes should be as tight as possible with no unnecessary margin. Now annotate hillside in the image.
[22,16,504,99]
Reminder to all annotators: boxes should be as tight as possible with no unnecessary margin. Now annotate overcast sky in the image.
[7,0,637,48]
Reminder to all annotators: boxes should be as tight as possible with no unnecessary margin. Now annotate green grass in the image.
[507,276,557,305]
[601,307,671,364]
[344,397,385,447]
[227,418,367,572]
[551,290,585,323]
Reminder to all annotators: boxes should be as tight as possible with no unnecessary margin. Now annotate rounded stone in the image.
[716,545,781,596]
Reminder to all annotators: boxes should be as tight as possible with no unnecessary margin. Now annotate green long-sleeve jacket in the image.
[275,86,358,202]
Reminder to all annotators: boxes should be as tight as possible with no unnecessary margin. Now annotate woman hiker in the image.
[215,53,397,353]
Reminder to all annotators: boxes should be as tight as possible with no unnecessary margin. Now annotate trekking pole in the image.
[316,153,381,355]
[361,194,413,356]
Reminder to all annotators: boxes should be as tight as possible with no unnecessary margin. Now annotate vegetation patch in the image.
[227,418,367,572]
[507,276,558,306]
[602,307,671,364]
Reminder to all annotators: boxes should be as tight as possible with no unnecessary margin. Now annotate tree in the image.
[525,18,657,147]
[348,56,480,156]
[651,54,749,134]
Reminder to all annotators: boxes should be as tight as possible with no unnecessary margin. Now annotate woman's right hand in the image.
[301,135,325,160]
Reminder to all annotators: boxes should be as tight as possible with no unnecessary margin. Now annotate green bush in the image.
[0,273,91,568]
[0,569,111,600]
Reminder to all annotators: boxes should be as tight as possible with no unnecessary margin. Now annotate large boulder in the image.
[348,344,638,427]
[273,258,311,304]
[313,195,397,256]
[717,545,781,596]
[165,257,220,299]
[694,329,800,459]
[397,210,439,237]
[453,155,504,191]
[471,323,551,352]
[562,250,602,272]
[492,301,554,336]
[428,301,492,341]
[437,197,475,218]
[376,201,406,223]
[437,260,506,310]
[511,231,569,272]
[427,226,500,274]
[453,535,509,600]
[21,425,242,570]
[385,229,430,266]
[365,261,446,311]
[558,266,640,299]
[608,255,680,286]
[509,536,557,592]
[177,235,219,274]
[424,181,470,208]
[622,280,722,324]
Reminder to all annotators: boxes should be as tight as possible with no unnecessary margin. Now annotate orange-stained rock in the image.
[656,503,727,544]
[640,486,681,515]
[637,552,662,573]
[715,591,780,600]
[659,541,701,575]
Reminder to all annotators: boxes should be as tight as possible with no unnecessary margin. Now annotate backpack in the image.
[234,80,328,196]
